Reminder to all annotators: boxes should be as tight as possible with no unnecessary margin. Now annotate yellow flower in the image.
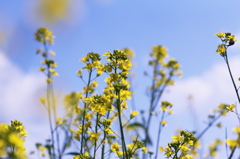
[52,71,59,76]
[161,106,167,111]
[87,131,101,141]
[50,51,56,56]
[159,146,165,152]
[142,147,148,154]
[85,121,92,129]
[50,62,57,68]
[188,140,193,145]
[214,32,226,38]
[76,70,82,77]
[216,44,226,54]
[226,139,239,150]
[111,142,121,152]
[46,78,52,83]
[172,135,183,142]
[227,35,238,41]
[79,56,89,63]
[130,110,139,119]
[36,49,42,54]
[91,81,98,87]
[39,146,46,151]
[85,113,92,121]
[195,140,201,148]
[8,133,24,148]
[233,127,240,134]
[179,145,190,152]
[77,93,83,99]
[216,122,222,128]
[56,118,63,125]
[161,121,167,126]
[104,128,113,134]
[38,67,46,72]
[39,97,46,105]
[120,90,134,100]
[168,109,174,114]
[37,0,70,25]
[226,104,235,111]
[127,143,135,151]
[35,28,55,44]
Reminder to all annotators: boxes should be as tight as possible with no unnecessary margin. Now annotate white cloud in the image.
[164,55,240,116]
[0,51,54,155]
[159,55,240,158]
[0,52,47,121]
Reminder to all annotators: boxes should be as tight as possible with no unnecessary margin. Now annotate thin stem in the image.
[93,113,99,159]
[196,114,221,141]
[113,60,128,159]
[117,92,128,159]
[225,127,229,159]
[47,81,55,159]
[172,142,185,159]
[80,68,93,154]
[44,42,56,159]
[224,50,240,159]
[101,112,110,159]
[50,82,61,159]
[144,61,158,145]
[224,52,240,104]
[154,111,165,159]
[228,146,236,159]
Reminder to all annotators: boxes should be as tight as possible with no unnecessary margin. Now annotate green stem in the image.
[44,42,56,159]
[113,60,128,159]
[154,111,165,159]
[224,51,240,104]
[80,68,93,154]
[196,114,221,141]
[49,82,61,159]
[224,50,240,159]
[93,113,99,159]
[228,146,236,159]
[117,92,128,159]
[101,111,110,159]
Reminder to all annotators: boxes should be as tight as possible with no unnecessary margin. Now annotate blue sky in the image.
[1,0,240,158]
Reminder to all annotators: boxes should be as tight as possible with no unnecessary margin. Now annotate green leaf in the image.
[126,122,145,131]
[65,152,80,156]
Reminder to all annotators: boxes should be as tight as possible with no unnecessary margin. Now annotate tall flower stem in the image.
[101,111,110,159]
[224,50,240,159]
[93,113,99,159]
[116,94,128,159]
[80,68,93,154]
[224,51,240,104]
[44,42,56,159]
[154,111,165,159]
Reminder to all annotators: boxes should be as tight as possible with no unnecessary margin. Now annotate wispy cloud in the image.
[164,55,240,115]
[0,51,51,154]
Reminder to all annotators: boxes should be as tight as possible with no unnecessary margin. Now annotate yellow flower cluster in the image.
[226,127,240,150]
[160,130,196,159]
[0,120,28,159]
[35,28,58,83]
[70,49,146,158]
[160,101,173,114]
[215,32,238,56]
[35,27,55,44]
[205,139,223,157]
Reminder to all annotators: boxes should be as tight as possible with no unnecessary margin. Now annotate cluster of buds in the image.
[215,32,238,57]
[35,28,58,83]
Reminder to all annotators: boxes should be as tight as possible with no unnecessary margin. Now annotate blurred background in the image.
[1,0,240,158]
